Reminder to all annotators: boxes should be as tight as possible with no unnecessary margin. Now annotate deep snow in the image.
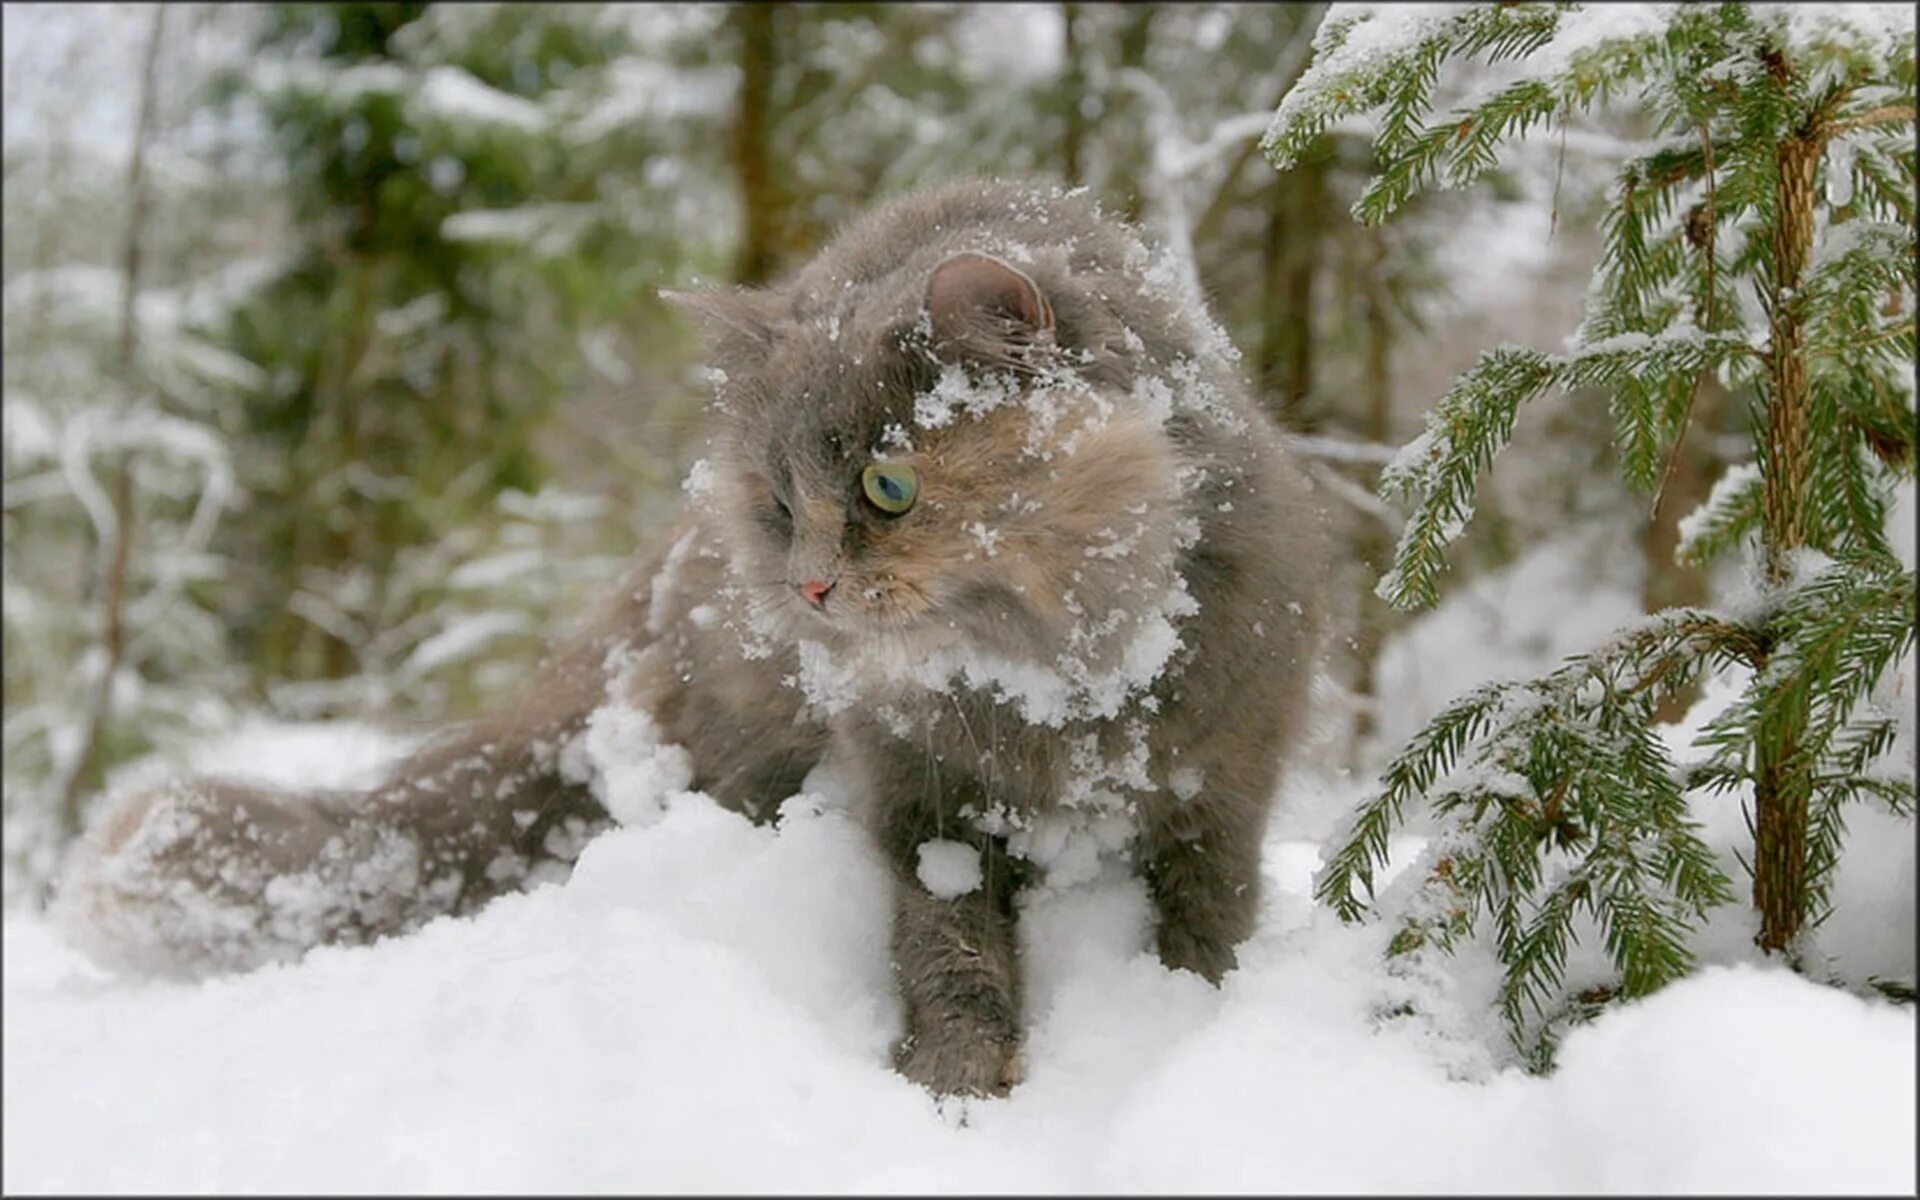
[4,703,1913,1194]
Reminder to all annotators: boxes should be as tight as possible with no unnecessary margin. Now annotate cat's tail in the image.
[49,566,657,980]
[49,727,610,979]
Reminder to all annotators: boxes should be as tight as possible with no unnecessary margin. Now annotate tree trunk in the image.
[56,5,166,839]
[1059,3,1086,189]
[731,1,781,286]
[264,253,380,688]
[1115,4,1157,74]
[1259,151,1325,427]
[1348,224,1396,766]
[1751,128,1820,957]
[1109,4,1158,222]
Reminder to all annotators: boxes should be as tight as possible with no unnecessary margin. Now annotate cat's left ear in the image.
[661,286,786,354]
[924,252,1054,364]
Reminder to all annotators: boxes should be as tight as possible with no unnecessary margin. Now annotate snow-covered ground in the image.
[5,695,1914,1193]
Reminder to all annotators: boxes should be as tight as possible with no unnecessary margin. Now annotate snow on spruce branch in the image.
[1676,461,1762,568]
[1261,3,1672,222]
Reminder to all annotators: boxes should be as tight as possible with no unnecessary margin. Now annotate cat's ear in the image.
[660,286,786,352]
[924,252,1054,363]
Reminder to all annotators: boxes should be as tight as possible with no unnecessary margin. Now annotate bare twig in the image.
[1548,104,1568,241]
[1301,458,1403,530]
[1650,121,1718,523]
[1283,433,1402,466]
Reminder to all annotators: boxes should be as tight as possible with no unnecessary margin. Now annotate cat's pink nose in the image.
[798,579,834,609]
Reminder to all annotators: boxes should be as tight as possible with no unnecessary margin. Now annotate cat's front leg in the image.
[1137,768,1271,985]
[887,862,1026,1098]
[859,737,1027,1098]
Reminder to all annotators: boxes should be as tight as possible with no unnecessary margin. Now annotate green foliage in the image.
[208,3,660,708]
[200,1,1371,720]
[1272,1,1917,1064]
[212,2,1182,712]
[1320,611,1757,1054]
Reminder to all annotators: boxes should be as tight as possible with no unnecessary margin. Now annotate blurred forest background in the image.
[1,2,1738,906]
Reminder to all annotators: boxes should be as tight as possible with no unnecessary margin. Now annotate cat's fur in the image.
[52,178,1325,1098]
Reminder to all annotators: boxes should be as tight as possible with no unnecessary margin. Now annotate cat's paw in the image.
[1155,925,1239,985]
[892,1031,1024,1098]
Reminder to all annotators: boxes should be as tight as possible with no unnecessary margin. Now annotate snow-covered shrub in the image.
[1266,2,1916,1066]
[2,264,260,904]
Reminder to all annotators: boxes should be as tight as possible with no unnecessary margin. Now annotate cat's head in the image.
[672,245,1186,672]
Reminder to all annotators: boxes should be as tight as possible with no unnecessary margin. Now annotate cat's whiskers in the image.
[865,575,935,628]
[735,583,817,647]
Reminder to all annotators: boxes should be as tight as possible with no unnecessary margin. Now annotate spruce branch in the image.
[1675,461,1762,568]
[1702,556,1916,930]
[1262,5,1565,175]
[1850,139,1917,224]
[1700,555,1915,800]
[1826,103,1918,137]
[1318,609,1759,921]
[1810,321,1915,360]
[1376,330,1751,609]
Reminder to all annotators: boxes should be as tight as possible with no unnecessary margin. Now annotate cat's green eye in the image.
[861,463,919,516]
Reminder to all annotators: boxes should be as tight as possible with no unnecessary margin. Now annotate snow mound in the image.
[916,839,983,899]
[6,726,1915,1192]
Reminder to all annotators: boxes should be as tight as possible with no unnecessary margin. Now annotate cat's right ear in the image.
[924,252,1055,368]
[660,287,785,355]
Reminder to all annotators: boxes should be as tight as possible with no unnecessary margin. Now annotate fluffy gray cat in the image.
[54,178,1325,1098]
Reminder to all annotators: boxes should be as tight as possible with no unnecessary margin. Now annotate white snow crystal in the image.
[789,638,864,717]
[915,840,984,899]
[683,457,718,499]
[1168,766,1205,801]
[647,528,704,636]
